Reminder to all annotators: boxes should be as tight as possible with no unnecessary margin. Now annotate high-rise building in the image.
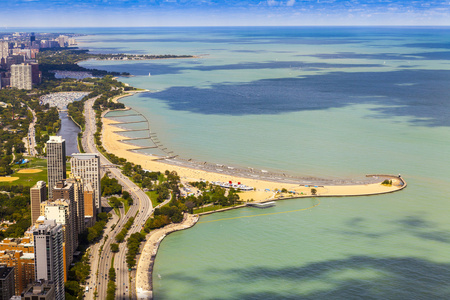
[0,250,34,295]
[42,199,75,282]
[22,280,55,300]
[67,176,85,233]
[32,218,64,300]
[46,136,66,199]
[10,64,32,90]
[51,180,78,250]
[70,153,101,213]
[0,265,15,300]
[29,62,41,85]
[0,41,9,60]
[30,181,47,226]
[83,183,96,227]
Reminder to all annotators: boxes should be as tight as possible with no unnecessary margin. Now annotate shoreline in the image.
[102,112,405,202]
[135,174,406,299]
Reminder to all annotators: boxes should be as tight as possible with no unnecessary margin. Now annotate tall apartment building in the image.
[32,218,64,300]
[67,176,85,233]
[30,181,47,225]
[22,280,55,300]
[46,136,66,200]
[83,183,96,227]
[0,265,14,300]
[70,153,101,214]
[42,199,76,282]
[10,64,32,90]
[0,250,34,295]
[0,40,9,60]
[51,180,78,250]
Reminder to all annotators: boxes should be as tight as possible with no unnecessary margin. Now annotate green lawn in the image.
[108,201,121,218]
[1,157,72,188]
[121,198,130,214]
[2,157,48,187]
[145,191,160,208]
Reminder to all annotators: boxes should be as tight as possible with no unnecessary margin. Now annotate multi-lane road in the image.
[26,105,37,156]
[82,97,153,299]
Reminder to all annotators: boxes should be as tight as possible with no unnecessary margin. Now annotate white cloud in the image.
[267,0,278,6]
[286,0,295,6]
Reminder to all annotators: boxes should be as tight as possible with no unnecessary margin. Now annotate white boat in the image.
[246,201,276,208]
[148,72,151,76]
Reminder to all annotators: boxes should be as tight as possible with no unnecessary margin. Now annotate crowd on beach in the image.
[40,92,89,110]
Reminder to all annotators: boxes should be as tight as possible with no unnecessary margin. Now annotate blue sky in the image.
[2,0,450,27]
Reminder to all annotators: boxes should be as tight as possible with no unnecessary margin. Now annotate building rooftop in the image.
[47,136,64,143]
[71,153,99,159]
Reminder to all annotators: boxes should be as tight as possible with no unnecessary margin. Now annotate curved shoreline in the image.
[136,214,199,300]
[135,175,406,299]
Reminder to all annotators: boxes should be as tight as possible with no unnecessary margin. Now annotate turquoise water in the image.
[78,27,450,299]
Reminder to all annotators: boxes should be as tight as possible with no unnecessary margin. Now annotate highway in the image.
[26,105,37,156]
[82,97,153,299]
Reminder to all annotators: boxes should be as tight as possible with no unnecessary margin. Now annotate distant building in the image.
[70,153,101,213]
[32,218,64,300]
[46,136,66,199]
[0,41,9,60]
[0,250,34,295]
[22,280,55,300]
[0,265,15,300]
[10,64,32,90]
[57,36,68,48]
[30,181,47,226]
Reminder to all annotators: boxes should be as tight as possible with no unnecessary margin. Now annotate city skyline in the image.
[1,0,450,27]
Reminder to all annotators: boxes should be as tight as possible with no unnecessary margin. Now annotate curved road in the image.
[82,97,153,299]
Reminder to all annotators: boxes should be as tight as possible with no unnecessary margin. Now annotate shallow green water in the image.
[78,27,450,299]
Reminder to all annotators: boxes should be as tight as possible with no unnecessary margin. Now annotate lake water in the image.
[77,27,450,299]
[57,112,80,156]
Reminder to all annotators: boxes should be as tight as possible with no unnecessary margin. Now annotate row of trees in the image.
[65,250,91,300]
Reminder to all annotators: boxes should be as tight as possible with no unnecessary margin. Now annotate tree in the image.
[111,243,119,253]
[311,188,317,195]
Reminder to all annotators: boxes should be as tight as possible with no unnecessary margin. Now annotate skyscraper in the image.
[67,176,85,233]
[10,64,32,90]
[42,199,75,282]
[70,153,101,213]
[32,218,64,300]
[30,181,47,226]
[0,40,9,60]
[46,136,66,199]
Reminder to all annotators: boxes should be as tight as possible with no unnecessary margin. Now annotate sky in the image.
[2,0,450,27]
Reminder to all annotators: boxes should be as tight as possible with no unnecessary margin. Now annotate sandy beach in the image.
[102,116,405,201]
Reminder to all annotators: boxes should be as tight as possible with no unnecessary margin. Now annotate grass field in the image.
[0,157,70,188]
[1,157,48,187]
[145,191,160,208]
